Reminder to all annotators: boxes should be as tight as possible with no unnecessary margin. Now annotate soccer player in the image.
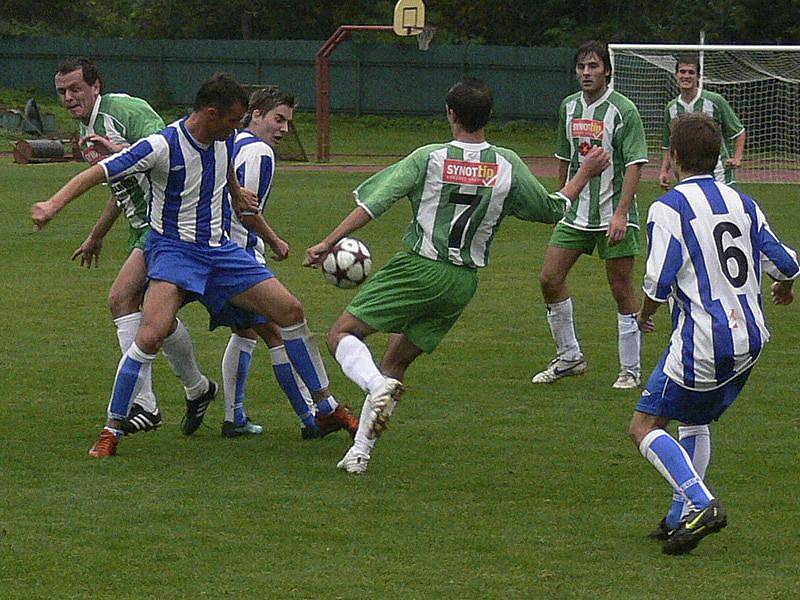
[33,73,344,458]
[659,54,746,189]
[631,112,798,554]
[47,57,215,439]
[531,40,648,390]
[216,86,358,439]
[304,77,610,474]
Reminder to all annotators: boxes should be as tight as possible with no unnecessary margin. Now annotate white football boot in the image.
[612,368,641,389]
[531,355,588,384]
[337,446,370,474]
[366,377,404,439]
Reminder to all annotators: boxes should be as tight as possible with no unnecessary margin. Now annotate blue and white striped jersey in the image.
[99,118,234,247]
[227,130,276,264]
[644,175,799,390]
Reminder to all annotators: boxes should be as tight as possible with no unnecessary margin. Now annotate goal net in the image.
[609,44,800,183]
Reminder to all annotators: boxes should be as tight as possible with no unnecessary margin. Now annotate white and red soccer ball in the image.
[322,237,372,289]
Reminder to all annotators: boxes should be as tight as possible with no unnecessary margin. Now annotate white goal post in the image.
[609,43,800,183]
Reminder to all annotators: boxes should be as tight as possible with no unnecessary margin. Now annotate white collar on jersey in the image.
[86,93,103,130]
[449,140,490,151]
[679,174,715,183]
[677,89,703,110]
[580,86,613,111]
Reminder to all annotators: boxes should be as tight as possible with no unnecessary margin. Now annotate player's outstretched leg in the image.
[221,333,263,438]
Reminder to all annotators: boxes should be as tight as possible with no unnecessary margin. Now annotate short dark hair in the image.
[670,113,721,174]
[193,73,249,113]
[445,78,493,133]
[56,57,103,93]
[575,40,611,82]
[675,53,701,76]
[242,86,296,127]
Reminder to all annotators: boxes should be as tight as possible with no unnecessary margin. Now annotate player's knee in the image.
[282,297,305,325]
[108,287,140,318]
[135,326,166,354]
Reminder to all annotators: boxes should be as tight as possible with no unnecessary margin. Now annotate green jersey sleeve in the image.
[502,150,566,223]
[353,146,430,218]
[716,95,744,140]
[123,99,165,141]
[662,103,672,149]
[554,99,570,160]
[619,104,649,165]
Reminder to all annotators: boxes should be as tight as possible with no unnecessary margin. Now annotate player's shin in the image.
[280,320,330,393]
[334,334,386,393]
[269,345,316,428]
[107,342,156,424]
[162,318,208,399]
[677,424,711,520]
[618,312,641,374]
[222,334,257,425]
[546,298,582,360]
[639,429,714,511]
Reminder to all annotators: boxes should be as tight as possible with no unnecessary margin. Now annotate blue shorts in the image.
[145,231,273,316]
[209,303,269,331]
[636,351,751,425]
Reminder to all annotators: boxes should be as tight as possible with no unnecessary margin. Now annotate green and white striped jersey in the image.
[354,140,567,269]
[555,88,648,230]
[80,93,165,229]
[662,89,745,184]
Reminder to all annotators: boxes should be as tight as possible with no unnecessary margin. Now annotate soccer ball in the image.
[322,237,372,289]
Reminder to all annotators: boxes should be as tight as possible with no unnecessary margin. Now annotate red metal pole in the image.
[316,25,393,162]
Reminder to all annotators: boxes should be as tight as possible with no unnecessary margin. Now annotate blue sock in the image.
[281,322,329,395]
[108,343,155,420]
[315,396,339,417]
[666,493,684,530]
[234,349,252,426]
[272,361,316,429]
[639,429,713,511]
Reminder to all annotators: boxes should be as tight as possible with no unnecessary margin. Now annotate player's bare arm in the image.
[636,295,660,332]
[726,131,746,167]
[31,164,107,229]
[71,197,121,268]
[558,147,610,201]
[304,206,373,267]
[240,213,290,261]
[79,134,128,156]
[659,150,672,189]
[608,163,642,246]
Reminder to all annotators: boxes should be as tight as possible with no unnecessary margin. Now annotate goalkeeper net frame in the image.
[609,44,800,183]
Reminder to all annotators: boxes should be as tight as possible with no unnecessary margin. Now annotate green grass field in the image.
[2,157,799,598]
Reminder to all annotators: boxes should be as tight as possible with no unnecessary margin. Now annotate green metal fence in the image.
[0,38,576,120]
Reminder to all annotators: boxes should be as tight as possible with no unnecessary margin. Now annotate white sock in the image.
[162,318,208,400]
[222,333,257,422]
[678,424,712,518]
[334,334,385,394]
[113,312,157,413]
[352,394,377,457]
[618,312,641,374]
[546,298,581,361]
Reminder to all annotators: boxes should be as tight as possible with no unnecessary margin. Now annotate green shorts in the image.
[128,225,151,255]
[347,251,479,353]
[549,222,640,259]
